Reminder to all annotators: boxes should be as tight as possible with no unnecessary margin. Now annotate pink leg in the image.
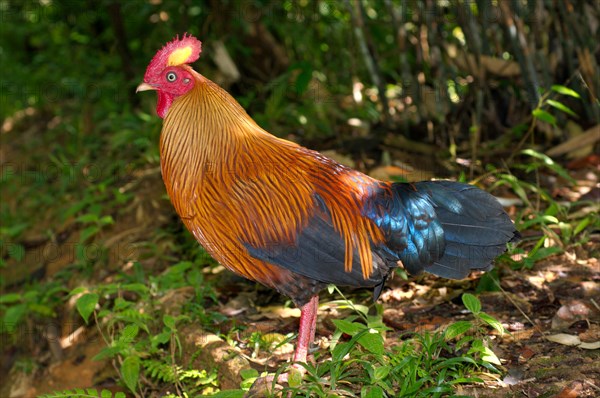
[293,295,319,364]
[247,295,319,394]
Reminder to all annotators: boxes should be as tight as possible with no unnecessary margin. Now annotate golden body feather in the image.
[160,70,384,302]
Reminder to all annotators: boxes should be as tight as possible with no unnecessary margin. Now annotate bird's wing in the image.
[243,192,388,288]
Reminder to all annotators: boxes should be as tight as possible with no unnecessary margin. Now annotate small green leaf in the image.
[574,216,591,236]
[445,321,473,340]
[76,293,99,324]
[372,365,390,381]
[462,293,481,314]
[240,368,258,380]
[99,215,114,225]
[2,304,27,330]
[551,84,581,98]
[546,99,578,117]
[163,314,176,329]
[521,149,576,183]
[80,225,100,242]
[120,324,139,343]
[288,366,304,387]
[332,341,351,361]
[69,287,87,297]
[208,391,245,398]
[101,389,112,398]
[478,312,506,335]
[114,392,126,398]
[7,244,25,261]
[362,385,384,398]
[29,303,56,317]
[122,283,149,295]
[77,213,99,223]
[121,356,140,393]
[294,63,312,96]
[151,331,171,347]
[481,345,502,365]
[532,109,556,125]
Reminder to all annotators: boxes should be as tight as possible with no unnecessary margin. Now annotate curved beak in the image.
[136,82,156,93]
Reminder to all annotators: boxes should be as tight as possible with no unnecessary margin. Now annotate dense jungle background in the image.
[1,1,599,397]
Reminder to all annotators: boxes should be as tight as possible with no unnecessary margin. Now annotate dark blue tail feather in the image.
[366,181,519,280]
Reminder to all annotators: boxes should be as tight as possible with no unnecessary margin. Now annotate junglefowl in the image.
[137,34,519,381]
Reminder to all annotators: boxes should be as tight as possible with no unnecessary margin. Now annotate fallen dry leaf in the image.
[546,333,600,350]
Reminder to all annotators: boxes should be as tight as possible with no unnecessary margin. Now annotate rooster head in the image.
[137,34,202,118]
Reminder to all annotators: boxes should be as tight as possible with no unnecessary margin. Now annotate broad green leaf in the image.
[121,356,140,393]
[551,84,581,98]
[546,99,578,117]
[76,293,98,324]
[332,319,364,336]
[445,321,473,340]
[115,392,126,398]
[462,293,481,314]
[101,389,112,398]
[0,293,21,304]
[358,329,384,355]
[532,109,556,125]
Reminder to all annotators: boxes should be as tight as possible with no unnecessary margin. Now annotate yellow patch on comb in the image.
[167,47,193,66]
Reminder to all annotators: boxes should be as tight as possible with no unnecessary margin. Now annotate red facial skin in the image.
[145,66,196,118]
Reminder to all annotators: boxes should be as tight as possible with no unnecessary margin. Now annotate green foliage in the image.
[487,84,598,271]
[0,281,66,335]
[37,389,126,398]
[220,293,505,397]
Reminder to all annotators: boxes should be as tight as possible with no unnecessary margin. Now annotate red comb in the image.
[144,33,202,81]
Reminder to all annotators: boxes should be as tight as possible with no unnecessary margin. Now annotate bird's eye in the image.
[166,72,177,82]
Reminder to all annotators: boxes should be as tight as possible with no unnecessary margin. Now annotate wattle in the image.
[157,91,175,119]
